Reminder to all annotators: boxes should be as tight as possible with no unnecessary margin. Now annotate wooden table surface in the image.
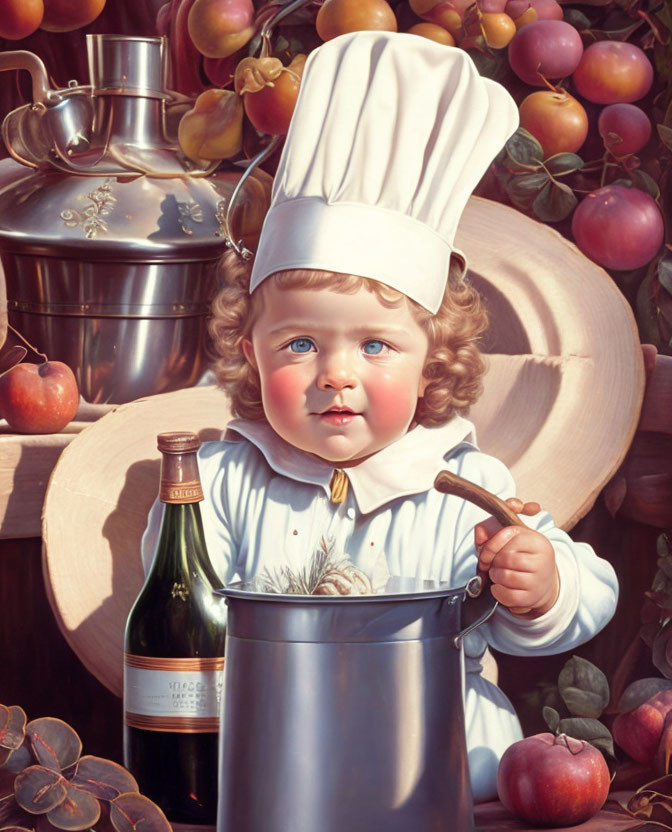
[475,792,646,831]
[0,399,113,538]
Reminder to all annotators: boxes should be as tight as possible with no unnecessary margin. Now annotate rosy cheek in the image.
[263,366,306,422]
[365,374,418,432]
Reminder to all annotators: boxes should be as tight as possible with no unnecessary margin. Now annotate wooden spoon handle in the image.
[433,469,532,615]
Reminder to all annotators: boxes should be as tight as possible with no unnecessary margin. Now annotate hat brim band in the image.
[249,198,456,314]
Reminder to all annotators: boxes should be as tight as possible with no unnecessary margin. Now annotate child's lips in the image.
[316,407,361,426]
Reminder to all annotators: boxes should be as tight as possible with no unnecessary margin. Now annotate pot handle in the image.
[452,574,498,649]
[434,469,533,624]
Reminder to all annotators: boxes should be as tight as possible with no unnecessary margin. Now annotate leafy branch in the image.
[0,704,170,832]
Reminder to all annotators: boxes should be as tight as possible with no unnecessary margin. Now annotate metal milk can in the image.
[214,471,527,832]
[216,576,497,832]
[0,35,271,403]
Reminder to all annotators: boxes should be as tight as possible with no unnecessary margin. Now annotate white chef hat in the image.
[249,31,519,314]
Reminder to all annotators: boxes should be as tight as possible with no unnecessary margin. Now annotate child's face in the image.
[243,279,430,466]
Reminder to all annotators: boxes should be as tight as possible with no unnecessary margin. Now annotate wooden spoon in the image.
[434,469,533,615]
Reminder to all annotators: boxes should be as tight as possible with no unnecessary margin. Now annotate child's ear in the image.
[242,339,258,370]
[418,373,429,397]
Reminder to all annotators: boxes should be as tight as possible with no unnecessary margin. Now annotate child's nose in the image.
[317,353,356,390]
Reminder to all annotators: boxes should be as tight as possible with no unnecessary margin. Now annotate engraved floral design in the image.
[60,178,117,239]
[215,198,228,238]
[177,201,203,235]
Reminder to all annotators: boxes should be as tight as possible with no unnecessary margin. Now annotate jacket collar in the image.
[224,416,477,514]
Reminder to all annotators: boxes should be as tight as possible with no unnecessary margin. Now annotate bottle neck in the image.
[150,448,221,587]
[160,449,203,505]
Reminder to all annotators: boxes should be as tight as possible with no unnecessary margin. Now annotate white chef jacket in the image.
[141,414,618,803]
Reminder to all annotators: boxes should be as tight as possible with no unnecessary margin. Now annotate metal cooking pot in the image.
[214,471,528,832]
[216,575,496,832]
[0,35,271,403]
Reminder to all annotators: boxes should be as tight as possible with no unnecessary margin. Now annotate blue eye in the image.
[288,338,315,353]
[363,340,385,355]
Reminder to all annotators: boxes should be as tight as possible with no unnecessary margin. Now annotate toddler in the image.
[142,31,618,802]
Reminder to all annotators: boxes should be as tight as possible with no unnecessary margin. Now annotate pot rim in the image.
[216,576,472,604]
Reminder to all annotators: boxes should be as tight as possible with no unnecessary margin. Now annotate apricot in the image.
[237,54,306,136]
[40,0,105,32]
[178,88,243,163]
[519,89,588,156]
[512,7,537,28]
[0,0,44,39]
[316,0,397,41]
[480,12,516,48]
[407,22,455,45]
[188,0,255,59]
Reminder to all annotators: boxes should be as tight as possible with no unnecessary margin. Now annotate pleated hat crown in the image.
[249,31,519,313]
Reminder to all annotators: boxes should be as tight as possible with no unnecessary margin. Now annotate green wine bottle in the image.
[123,431,226,825]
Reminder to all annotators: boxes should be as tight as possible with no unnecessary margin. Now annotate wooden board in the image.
[0,401,114,539]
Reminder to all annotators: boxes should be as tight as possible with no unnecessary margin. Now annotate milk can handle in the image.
[452,575,498,649]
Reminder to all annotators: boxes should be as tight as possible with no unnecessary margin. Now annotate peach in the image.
[0,0,44,39]
[187,0,255,59]
[612,690,672,764]
[40,0,106,32]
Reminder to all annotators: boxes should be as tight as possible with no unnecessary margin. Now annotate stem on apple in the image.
[7,324,48,363]
[557,732,586,755]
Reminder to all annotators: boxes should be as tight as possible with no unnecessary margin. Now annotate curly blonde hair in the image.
[208,250,488,426]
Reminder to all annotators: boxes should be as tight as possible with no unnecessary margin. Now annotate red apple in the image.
[0,361,79,434]
[612,689,672,764]
[497,733,610,826]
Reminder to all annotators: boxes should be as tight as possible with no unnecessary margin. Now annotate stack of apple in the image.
[165,0,665,278]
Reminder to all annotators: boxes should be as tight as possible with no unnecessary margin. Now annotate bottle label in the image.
[124,654,224,733]
[159,480,204,504]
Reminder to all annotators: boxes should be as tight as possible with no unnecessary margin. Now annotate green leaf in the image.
[558,656,610,717]
[544,153,585,174]
[26,721,81,773]
[274,35,290,53]
[617,678,672,713]
[0,709,26,755]
[658,255,672,297]
[14,767,67,815]
[636,263,667,351]
[68,757,137,802]
[506,128,544,169]
[532,179,578,223]
[630,169,661,200]
[587,20,645,40]
[46,785,100,831]
[543,706,560,733]
[557,717,615,757]
[561,688,609,719]
[507,172,549,211]
[110,794,171,832]
[658,124,672,152]
[563,8,592,29]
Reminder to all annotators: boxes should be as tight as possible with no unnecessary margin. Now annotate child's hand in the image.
[474,498,560,618]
